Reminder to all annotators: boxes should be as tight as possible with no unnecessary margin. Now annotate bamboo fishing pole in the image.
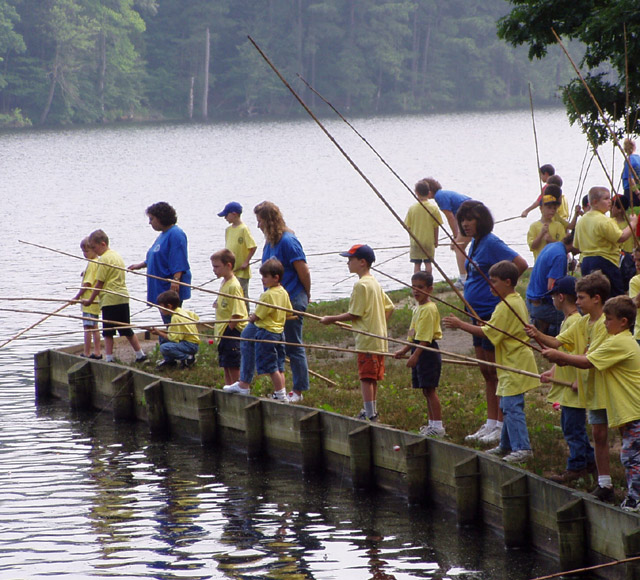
[529,83,544,200]
[529,555,640,580]
[333,249,408,287]
[259,48,540,341]
[0,300,75,349]
[370,266,542,353]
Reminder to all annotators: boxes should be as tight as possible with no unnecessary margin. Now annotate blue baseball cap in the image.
[547,275,576,297]
[217,201,243,217]
[339,244,376,264]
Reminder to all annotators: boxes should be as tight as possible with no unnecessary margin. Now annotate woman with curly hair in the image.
[129,202,192,324]
[253,201,311,402]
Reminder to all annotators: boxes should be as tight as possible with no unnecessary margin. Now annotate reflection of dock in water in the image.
[35,344,640,578]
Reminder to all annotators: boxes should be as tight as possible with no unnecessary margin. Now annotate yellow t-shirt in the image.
[629,274,640,341]
[80,261,100,316]
[255,285,291,334]
[556,313,608,410]
[216,276,248,338]
[574,210,622,266]
[349,274,394,352]
[225,223,257,280]
[409,301,442,343]
[95,249,128,307]
[558,194,569,221]
[587,330,640,428]
[614,217,634,253]
[404,200,443,260]
[167,307,200,344]
[481,293,539,396]
[546,312,586,408]
[527,220,566,261]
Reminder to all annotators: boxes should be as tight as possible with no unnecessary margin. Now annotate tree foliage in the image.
[0,0,580,126]
[497,0,640,145]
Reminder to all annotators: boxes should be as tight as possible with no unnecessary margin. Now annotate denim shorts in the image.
[471,316,495,352]
[255,328,286,375]
[588,408,608,425]
[82,312,99,329]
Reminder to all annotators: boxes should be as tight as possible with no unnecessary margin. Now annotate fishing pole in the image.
[332,250,408,287]
[529,555,640,580]
[529,83,544,200]
[0,300,74,349]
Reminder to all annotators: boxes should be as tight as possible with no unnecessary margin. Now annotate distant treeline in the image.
[0,0,579,127]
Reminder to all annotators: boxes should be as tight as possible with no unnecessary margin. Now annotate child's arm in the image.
[128,261,146,271]
[149,327,168,340]
[442,314,485,337]
[521,198,541,218]
[524,323,562,348]
[529,223,550,251]
[240,247,257,271]
[81,280,104,306]
[320,312,358,325]
[618,214,639,243]
[73,280,91,301]
[541,348,593,369]
[406,341,431,368]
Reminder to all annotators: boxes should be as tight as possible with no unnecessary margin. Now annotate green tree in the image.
[0,0,25,90]
[497,0,640,145]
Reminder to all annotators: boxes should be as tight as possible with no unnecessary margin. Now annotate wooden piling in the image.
[111,370,135,421]
[501,474,529,548]
[197,390,217,446]
[244,400,263,460]
[623,528,640,580]
[556,498,586,571]
[405,439,429,504]
[348,424,372,489]
[34,350,51,399]
[454,455,480,524]
[67,360,94,410]
[144,381,168,437]
[299,410,323,473]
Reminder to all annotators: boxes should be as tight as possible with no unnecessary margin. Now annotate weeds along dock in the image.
[35,345,640,579]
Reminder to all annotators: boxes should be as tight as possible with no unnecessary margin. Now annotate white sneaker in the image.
[419,425,446,438]
[465,424,489,441]
[287,391,303,403]
[271,389,287,401]
[503,449,533,463]
[222,382,250,395]
[486,446,508,456]
[478,425,502,444]
[453,279,465,290]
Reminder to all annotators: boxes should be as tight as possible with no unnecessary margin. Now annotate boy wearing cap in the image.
[405,181,443,276]
[538,276,595,483]
[320,244,394,422]
[218,201,257,298]
[527,193,565,262]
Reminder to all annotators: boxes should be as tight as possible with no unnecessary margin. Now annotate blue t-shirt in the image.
[623,154,640,190]
[526,242,568,301]
[146,225,192,303]
[433,190,471,215]
[261,231,306,299]
[464,233,518,319]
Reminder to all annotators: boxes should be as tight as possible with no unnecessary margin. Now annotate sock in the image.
[598,475,612,488]
[431,420,443,429]
[106,355,114,362]
[486,419,497,429]
[495,421,504,430]
[136,350,145,357]
[364,401,376,418]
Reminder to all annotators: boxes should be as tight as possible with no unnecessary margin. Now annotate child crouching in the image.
[151,290,200,369]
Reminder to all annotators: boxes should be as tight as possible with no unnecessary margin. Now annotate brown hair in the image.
[88,229,109,246]
[254,201,292,245]
[157,290,181,308]
[588,186,610,205]
[575,271,610,302]
[415,177,441,197]
[211,248,236,268]
[603,295,636,327]
[488,260,519,287]
[259,257,284,280]
[624,138,637,156]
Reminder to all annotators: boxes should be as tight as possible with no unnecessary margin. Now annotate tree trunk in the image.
[188,76,194,119]
[202,27,210,119]
[40,45,60,125]
[97,30,106,121]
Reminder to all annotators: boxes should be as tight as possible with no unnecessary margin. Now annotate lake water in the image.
[0,109,615,578]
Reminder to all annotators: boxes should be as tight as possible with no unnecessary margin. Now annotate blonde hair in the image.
[624,138,636,156]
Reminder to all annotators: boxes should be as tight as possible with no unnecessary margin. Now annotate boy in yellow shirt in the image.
[404,181,443,275]
[542,295,640,512]
[394,271,445,437]
[150,290,200,369]
[320,244,395,422]
[74,236,102,359]
[218,201,257,298]
[444,260,538,463]
[527,194,566,261]
[223,258,292,401]
[527,272,612,500]
[81,229,147,364]
[629,248,640,346]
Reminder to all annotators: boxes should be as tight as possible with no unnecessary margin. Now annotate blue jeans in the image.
[561,406,595,471]
[526,297,563,337]
[255,328,286,375]
[581,255,624,297]
[239,323,258,384]
[159,340,198,362]
[158,312,172,344]
[284,291,309,392]
[499,393,531,452]
[621,420,640,501]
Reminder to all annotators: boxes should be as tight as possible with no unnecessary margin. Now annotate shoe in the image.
[548,469,588,484]
[419,425,446,438]
[156,359,177,370]
[453,279,465,290]
[478,425,502,444]
[89,354,103,360]
[503,449,533,463]
[356,409,378,422]
[590,485,615,503]
[223,382,250,395]
[287,391,303,403]
[271,389,287,402]
[621,497,640,512]
[486,446,508,457]
[180,355,196,369]
[135,354,148,363]
[465,424,489,441]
